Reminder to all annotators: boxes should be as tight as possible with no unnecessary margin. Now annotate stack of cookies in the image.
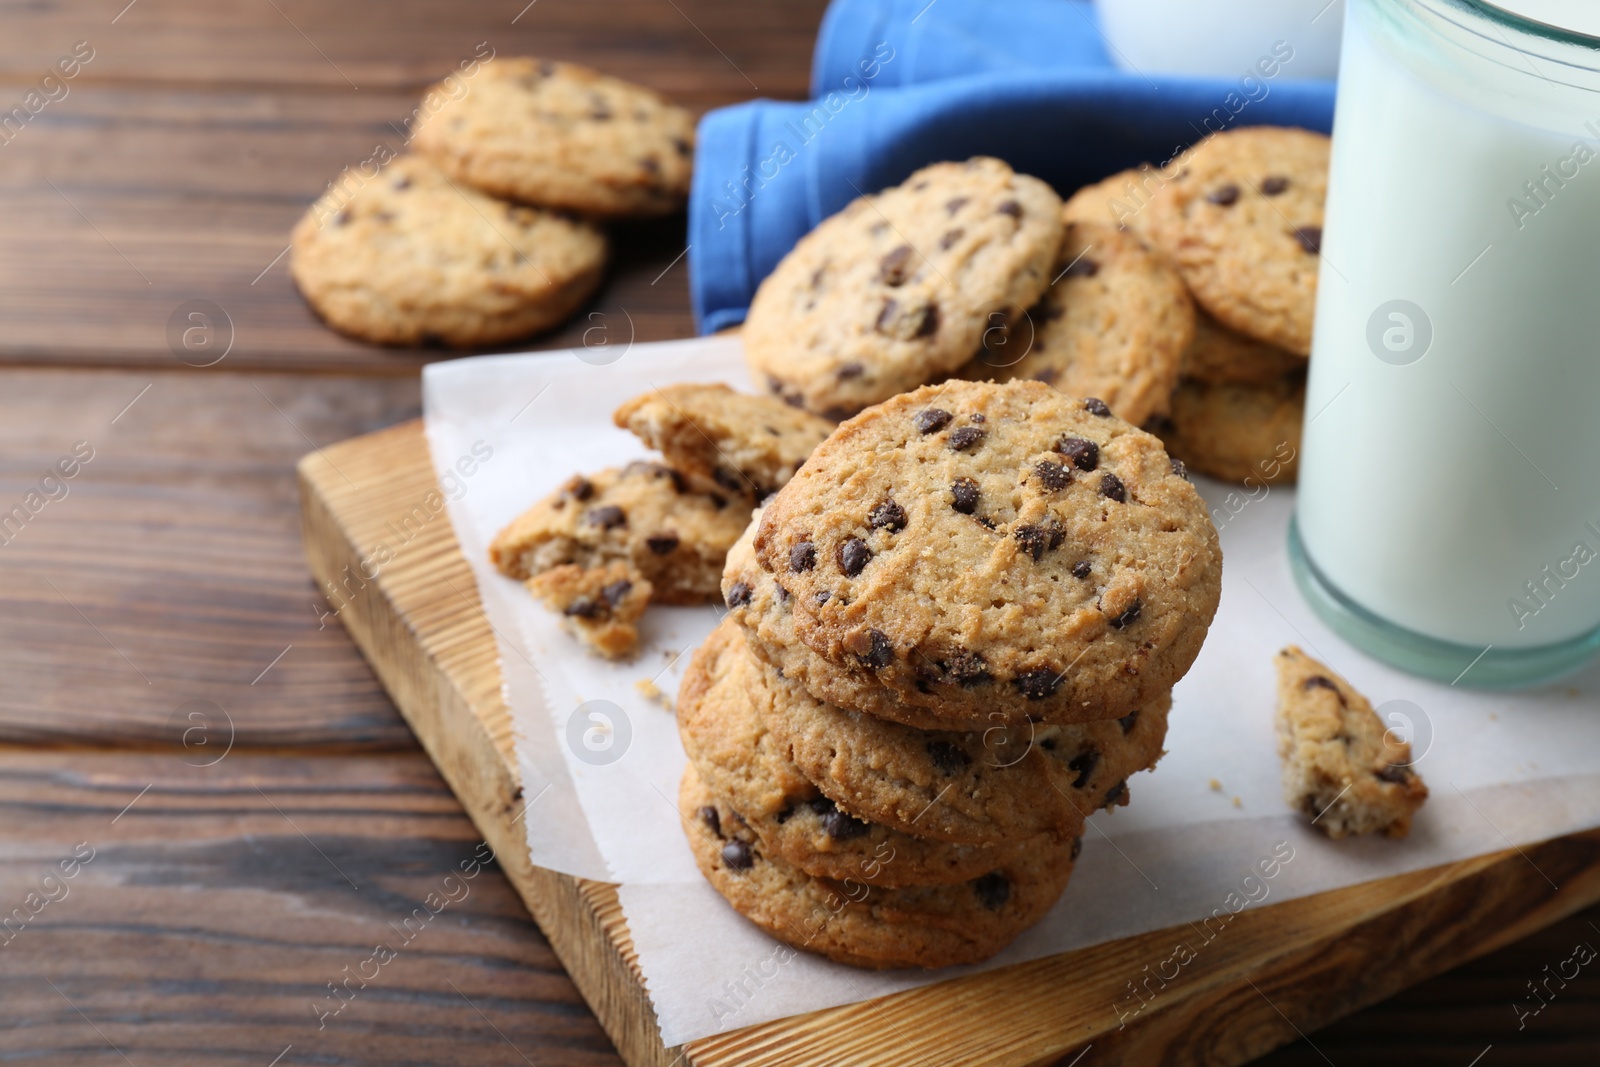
[678,378,1223,969]
[290,58,694,349]
[742,127,1328,489]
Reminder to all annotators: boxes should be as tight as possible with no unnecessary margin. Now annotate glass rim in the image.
[1452,0,1600,49]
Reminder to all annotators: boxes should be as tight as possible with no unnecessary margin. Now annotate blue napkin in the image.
[811,0,1111,93]
[688,0,1336,334]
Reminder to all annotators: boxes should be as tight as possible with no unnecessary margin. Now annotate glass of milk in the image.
[1293,0,1600,686]
[1095,0,1344,79]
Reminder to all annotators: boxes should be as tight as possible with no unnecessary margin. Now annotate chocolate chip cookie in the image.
[1274,646,1428,839]
[289,155,607,347]
[743,157,1064,419]
[960,220,1194,428]
[489,461,748,603]
[1060,164,1174,236]
[612,383,834,500]
[412,58,694,219]
[679,620,1052,886]
[751,379,1222,724]
[1144,126,1330,356]
[1180,310,1306,387]
[1155,371,1305,485]
[681,763,1076,969]
[526,562,651,659]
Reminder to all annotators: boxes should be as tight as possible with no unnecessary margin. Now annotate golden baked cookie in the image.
[525,562,651,659]
[1155,372,1305,485]
[289,155,606,347]
[412,58,694,218]
[743,157,1063,419]
[1180,310,1305,387]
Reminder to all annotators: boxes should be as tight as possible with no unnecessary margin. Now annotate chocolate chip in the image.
[563,597,603,619]
[1262,175,1290,196]
[1170,457,1189,480]
[973,872,1010,910]
[673,137,692,157]
[950,477,980,514]
[1013,669,1063,700]
[837,362,865,380]
[720,839,753,870]
[333,209,351,227]
[856,628,894,669]
[392,176,411,190]
[822,808,869,840]
[698,806,721,837]
[875,298,898,333]
[948,426,985,452]
[1303,675,1341,695]
[837,537,871,576]
[808,796,836,816]
[939,228,964,250]
[790,541,816,572]
[713,467,746,494]
[1034,461,1070,491]
[1067,748,1100,789]
[868,498,907,532]
[646,534,678,555]
[1103,779,1129,806]
[591,107,613,121]
[1065,258,1099,278]
[774,582,790,602]
[1084,398,1112,417]
[913,302,940,338]
[1055,436,1099,471]
[915,408,953,434]
[538,60,556,76]
[725,582,752,609]
[1072,560,1092,579]
[945,196,969,215]
[809,266,827,291]
[997,200,1023,218]
[639,157,660,174]
[1294,226,1322,254]
[567,476,596,501]
[942,649,991,687]
[1015,520,1064,562]
[585,505,626,529]
[1099,473,1126,502]
[1207,183,1240,206]
[600,579,633,606]
[976,516,997,530]
[815,590,831,605]
[968,412,985,423]
[1071,836,1083,861]
[1377,764,1414,785]
[1108,599,1141,628]
[927,741,972,776]
[879,244,914,286]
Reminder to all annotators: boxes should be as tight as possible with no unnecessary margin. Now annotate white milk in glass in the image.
[1296,0,1600,676]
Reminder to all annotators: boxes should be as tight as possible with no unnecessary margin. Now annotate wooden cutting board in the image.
[297,418,1600,1067]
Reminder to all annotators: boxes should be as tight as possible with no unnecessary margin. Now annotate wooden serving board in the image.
[297,418,1600,1067]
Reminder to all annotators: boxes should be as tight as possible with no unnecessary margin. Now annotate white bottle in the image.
[1294,0,1600,685]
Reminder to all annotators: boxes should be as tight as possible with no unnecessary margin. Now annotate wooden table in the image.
[1,2,1595,1063]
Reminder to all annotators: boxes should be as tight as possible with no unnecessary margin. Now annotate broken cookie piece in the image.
[612,383,834,499]
[1274,646,1428,839]
[488,461,748,603]
[527,563,652,660]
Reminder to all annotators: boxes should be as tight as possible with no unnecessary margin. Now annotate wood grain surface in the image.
[2,0,1598,1064]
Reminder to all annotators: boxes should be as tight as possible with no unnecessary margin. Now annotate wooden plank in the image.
[0,747,623,1066]
[0,368,418,748]
[297,417,1600,1067]
[0,0,829,372]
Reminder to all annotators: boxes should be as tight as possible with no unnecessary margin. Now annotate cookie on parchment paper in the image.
[289,155,607,348]
[960,219,1193,428]
[1274,646,1428,839]
[743,157,1064,420]
[750,379,1222,725]
[412,57,695,219]
[613,383,834,500]
[1144,126,1330,356]
[489,461,746,603]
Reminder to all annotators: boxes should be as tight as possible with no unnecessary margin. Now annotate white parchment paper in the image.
[423,336,1600,1047]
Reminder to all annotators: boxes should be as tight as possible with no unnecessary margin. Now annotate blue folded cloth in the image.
[811,0,1111,93]
[688,0,1337,334]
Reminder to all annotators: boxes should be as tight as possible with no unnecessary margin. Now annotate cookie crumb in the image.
[634,677,674,712]
[1208,778,1223,792]
[1231,796,1242,808]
